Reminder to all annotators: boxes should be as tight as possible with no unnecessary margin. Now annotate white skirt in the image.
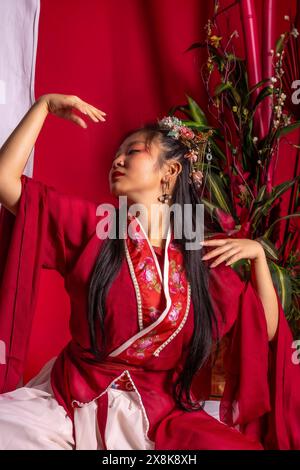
[0,357,74,450]
[0,358,221,450]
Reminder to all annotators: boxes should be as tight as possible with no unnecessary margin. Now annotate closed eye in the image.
[113,148,141,161]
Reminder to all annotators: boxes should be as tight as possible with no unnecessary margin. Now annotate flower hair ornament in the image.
[157,116,213,198]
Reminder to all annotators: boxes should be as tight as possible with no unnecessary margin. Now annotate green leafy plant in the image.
[169,18,300,336]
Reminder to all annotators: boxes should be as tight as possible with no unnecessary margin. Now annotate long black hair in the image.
[88,122,220,411]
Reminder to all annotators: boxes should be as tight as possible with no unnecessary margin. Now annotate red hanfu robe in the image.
[0,174,300,450]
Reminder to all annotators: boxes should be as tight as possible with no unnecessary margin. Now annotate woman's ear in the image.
[167,160,182,178]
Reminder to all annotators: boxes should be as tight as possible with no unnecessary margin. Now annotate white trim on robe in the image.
[108,218,173,357]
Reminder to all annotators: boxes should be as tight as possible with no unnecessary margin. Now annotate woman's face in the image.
[109,131,165,205]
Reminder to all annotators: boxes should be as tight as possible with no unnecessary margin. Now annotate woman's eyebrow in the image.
[114,140,145,158]
[118,140,145,151]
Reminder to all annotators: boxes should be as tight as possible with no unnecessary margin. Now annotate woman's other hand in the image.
[200,238,265,267]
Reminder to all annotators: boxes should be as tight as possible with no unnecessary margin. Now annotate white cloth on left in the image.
[0,357,74,450]
[0,0,40,178]
[0,357,221,450]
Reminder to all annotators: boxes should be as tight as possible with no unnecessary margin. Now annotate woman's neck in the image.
[128,201,170,250]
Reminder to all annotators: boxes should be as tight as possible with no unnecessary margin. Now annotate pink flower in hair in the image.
[179,127,195,139]
[192,171,203,184]
[184,151,198,163]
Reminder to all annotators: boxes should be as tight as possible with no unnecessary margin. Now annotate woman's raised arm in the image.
[0,94,106,215]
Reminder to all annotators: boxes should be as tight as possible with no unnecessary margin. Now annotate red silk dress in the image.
[0,174,300,450]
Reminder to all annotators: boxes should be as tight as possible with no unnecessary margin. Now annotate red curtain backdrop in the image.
[24,0,299,382]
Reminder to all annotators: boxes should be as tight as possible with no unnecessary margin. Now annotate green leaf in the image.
[204,45,225,63]
[231,87,241,106]
[201,198,222,220]
[250,177,300,228]
[201,198,219,212]
[209,140,227,163]
[255,237,279,260]
[168,104,190,117]
[251,86,273,112]
[269,261,292,312]
[274,121,300,139]
[263,213,300,238]
[231,258,250,282]
[271,177,300,201]
[180,120,214,131]
[185,41,205,52]
[256,185,267,202]
[206,172,232,214]
[185,95,208,125]
[247,78,271,97]
[225,53,244,62]
[275,33,287,54]
[214,82,233,96]
[215,81,242,106]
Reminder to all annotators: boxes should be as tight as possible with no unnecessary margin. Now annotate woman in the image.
[0,94,298,450]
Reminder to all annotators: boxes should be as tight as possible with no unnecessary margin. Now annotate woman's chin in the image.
[110,186,128,198]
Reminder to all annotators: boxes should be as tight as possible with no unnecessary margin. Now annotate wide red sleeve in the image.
[207,262,247,340]
[208,262,300,450]
[0,174,99,393]
[190,262,255,402]
[20,174,98,276]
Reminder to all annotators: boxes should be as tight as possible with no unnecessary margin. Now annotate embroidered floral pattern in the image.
[169,260,186,295]
[111,372,135,391]
[109,213,191,364]
[128,219,146,251]
[126,348,146,359]
[137,259,162,294]
[168,302,182,323]
[131,237,145,252]
[149,307,162,322]
[137,337,154,349]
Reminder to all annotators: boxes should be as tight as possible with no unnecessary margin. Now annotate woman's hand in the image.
[201,237,279,340]
[39,93,107,128]
[200,238,265,267]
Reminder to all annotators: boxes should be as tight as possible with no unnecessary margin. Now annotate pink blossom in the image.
[144,268,154,282]
[180,127,195,139]
[126,348,145,359]
[184,151,198,163]
[150,309,161,321]
[171,271,181,284]
[168,308,180,321]
[215,208,236,232]
[137,337,153,349]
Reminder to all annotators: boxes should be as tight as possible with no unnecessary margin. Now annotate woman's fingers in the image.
[74,98,106,120]
[61,96,107,126]
[76,103,106,122]
[201,242,236,260]
[83,107,100,122]
[68,113,88,128]
[90,105,106,119]
[209,247,241,267]
[86,105,106,121]
[73,102,96,122]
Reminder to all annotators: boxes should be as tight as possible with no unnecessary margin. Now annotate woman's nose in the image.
[113,155,125,168]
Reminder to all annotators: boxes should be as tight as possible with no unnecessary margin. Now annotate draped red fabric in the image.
[21,0,299,384]
[1,172,299,449]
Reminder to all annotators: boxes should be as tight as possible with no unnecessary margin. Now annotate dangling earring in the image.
[158,180,172,204]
